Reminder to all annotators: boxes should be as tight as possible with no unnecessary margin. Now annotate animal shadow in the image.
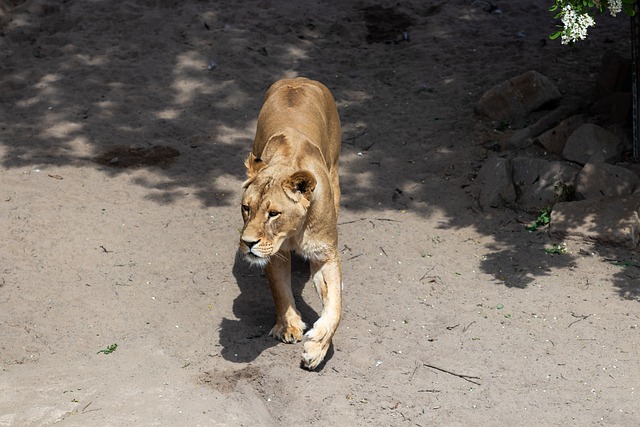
[220,252,319,364]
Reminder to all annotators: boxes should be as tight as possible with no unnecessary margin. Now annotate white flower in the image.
[560,4,596,44]
[608,0,622,16]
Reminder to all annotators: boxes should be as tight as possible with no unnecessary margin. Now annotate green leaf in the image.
[97,343,118,355]
[544,244,567,255]
[526,207,552,231]
[549,30,562,40]
[624,4,636,16]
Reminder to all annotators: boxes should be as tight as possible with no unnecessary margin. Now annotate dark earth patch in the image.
[361,5,414,44]
[94,145,180,168]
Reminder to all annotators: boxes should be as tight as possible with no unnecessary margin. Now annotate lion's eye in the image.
[268,210,281,218]
[241,205,250,214]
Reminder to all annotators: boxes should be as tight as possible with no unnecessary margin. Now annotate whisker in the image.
[273,251,287,262]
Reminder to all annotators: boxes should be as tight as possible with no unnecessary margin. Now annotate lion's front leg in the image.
[302,256,342,369]
[265,249,306,343]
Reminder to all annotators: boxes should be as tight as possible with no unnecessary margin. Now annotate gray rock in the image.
[474,157,517,209]
[575,162,640,200]
[506,106,574,149]
[562,123,622,165]
[505,128,533,150]
[512,157,581,211]
[594,51,631,99]
[534,115,585,154]
[607,124,632,153]
[475,70,561,122]
[550,195,640,248]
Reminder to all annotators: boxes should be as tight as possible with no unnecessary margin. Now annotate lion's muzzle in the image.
[239,236,270,267]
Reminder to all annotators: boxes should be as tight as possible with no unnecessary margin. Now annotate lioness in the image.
[239,77,342,370]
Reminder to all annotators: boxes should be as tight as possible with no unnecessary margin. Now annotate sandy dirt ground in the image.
[1,0,639,426]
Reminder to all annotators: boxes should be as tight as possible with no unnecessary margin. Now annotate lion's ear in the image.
[283,170,316,203]
[244,153,265,181]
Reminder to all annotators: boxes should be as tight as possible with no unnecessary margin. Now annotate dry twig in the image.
[463,321,476,333]
[419,266,436,281]
[424,363,481,385]
[568,313,590,328]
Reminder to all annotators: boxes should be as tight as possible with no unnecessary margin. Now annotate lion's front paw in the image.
[301,324,331,370]
[270,319,306,343]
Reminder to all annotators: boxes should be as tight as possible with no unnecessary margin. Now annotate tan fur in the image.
[239,77,342,370]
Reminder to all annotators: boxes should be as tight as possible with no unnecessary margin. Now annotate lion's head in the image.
[239,153,317,267]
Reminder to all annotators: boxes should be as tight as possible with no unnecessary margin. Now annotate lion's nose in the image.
[243,238,260,249]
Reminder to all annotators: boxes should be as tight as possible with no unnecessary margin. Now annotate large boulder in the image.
[473,157,517,209]
[534,115,585,154]
[575,162,640,200]
[594,51,631,99]
[511,157,581,211]
[475,70,561,122]
[506,106,574,149]
[562,123,622,165]
[550,195,640,248]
